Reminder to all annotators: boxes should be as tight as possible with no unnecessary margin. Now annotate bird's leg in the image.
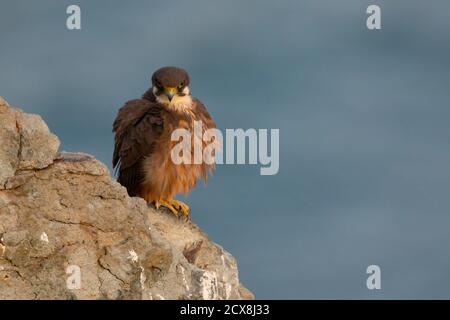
[154,198,190,218]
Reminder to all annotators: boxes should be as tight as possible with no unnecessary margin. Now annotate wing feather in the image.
[193,98,217,182]
[112,99,163,196]
[193,98,216,129]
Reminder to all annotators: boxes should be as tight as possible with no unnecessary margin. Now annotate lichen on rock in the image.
[0,96,253,300]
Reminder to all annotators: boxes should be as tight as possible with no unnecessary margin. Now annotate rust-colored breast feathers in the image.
[139,99,216,202]
[113,97,216,202]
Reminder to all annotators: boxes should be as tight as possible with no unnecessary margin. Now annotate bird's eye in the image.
[178,82,184,89]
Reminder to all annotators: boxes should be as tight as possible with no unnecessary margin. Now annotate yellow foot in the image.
[154,198,190,218]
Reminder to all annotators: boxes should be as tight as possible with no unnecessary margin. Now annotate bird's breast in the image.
[140,112,213,197]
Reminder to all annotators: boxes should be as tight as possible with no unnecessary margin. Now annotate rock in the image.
[0,97,60,189]
[0,97,253,300]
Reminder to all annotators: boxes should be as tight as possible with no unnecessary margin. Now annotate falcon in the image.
[113,66,216,217]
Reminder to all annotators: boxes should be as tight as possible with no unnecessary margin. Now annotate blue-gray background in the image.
[1,0,449,299]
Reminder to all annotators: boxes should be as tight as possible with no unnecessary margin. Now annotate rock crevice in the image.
[0,97,253,300]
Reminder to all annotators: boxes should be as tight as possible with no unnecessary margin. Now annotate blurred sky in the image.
[1,0,450,299]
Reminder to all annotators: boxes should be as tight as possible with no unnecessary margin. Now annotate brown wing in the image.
[193,98,216,130]
[193,98,218,182]
[112,99,163,196]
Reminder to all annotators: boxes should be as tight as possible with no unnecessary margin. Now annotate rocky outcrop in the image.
[0,97,253,300]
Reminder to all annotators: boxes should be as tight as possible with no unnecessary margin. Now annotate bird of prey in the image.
[113,66,216,217]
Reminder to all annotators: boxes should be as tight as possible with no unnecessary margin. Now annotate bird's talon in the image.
[154,200,179,216]
[171,199,190,216]
[154,199,190,218]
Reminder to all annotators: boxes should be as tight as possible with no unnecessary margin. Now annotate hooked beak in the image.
[163,87,177,101]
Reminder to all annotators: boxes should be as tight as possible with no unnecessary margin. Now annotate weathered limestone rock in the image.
[0,96,60,189]
[0,97,253,300]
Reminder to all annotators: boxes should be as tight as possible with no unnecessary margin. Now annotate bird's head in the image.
[151,66,191,106]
